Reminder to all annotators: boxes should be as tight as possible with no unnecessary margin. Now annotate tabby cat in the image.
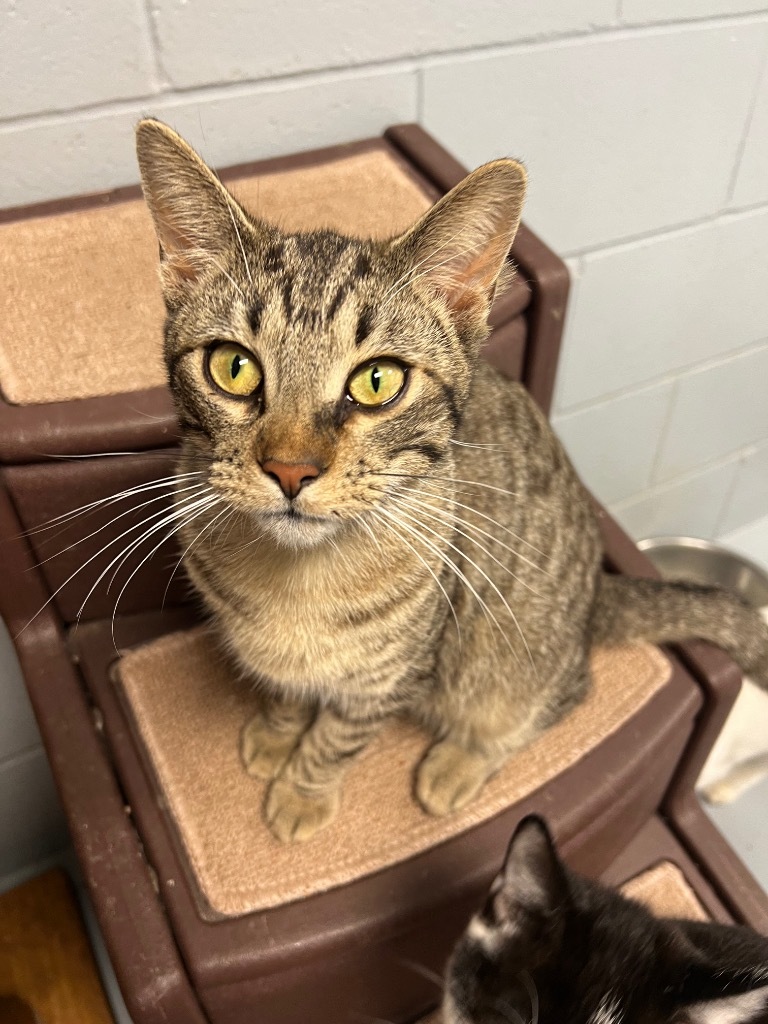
[445,815,768,1024]
[135,119,768,843]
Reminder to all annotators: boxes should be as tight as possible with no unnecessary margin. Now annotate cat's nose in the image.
[260,459,322,500]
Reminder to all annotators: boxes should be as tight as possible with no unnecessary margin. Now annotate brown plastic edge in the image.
[384,124,569,415]
[0,476,210,1024]
[600,814,733,924]
[593,499,768,933]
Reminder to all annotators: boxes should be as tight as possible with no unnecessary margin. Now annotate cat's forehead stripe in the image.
[248,298,263,335]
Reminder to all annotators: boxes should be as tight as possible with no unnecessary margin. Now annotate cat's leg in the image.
[265,702,390,842]
[240,694,314,780]
[416,647,588,817]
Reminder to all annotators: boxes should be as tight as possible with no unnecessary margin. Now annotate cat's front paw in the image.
[416,740,492,816]
[265,776,340,843]
[240,711,301,780]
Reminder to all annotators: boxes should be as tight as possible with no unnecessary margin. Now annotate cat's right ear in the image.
[497,815,567,921]
[389,157,526,330]
[135,118,252,296]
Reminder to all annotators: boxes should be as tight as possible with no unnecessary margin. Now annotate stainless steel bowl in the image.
[637,536,768,610]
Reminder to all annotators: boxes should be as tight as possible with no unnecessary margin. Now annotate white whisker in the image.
[15,486,213,638]
[449,438,505,450]
[373,470,521,501]
[381,501,535,675]
[101,490,217,599]
[381,224,471,302]
[226,202,253,286]
[162,503,237,610]
[383,487,548,578]
[37,451,184,460]
[492,998,526,1024]
[392,483,550,563]
[203,249,246,299]
[27,472,203,537]
[387,492,542,599]
[110,498,226,647]
[375,506,508,658]
[32,481,206,567]
[352,512,383,553]
[80,496,217,632]
[520,971,539,1024]
[396,955,444,989]
[369,510,460,644]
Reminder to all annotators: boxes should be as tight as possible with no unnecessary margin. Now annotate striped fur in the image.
[136,119,768,843]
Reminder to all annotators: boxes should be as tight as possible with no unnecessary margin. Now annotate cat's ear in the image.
[391,158,526,323]
[135,118,252,294]
[497,815,567,920]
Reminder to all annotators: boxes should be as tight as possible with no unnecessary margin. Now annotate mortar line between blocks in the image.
[0,58,423,133]
[4,12,768,133]
[727,27,768,205]
[712,456,746,538]
[613,445,760,513]
[647,379,680,488]
[139,0,172,92]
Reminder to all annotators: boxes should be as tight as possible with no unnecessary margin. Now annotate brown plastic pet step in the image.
[1,125,765,1024]
[65,607,700,1024]
[106,628,670,918]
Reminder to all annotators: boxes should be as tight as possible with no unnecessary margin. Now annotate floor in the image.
[706,512,768,891]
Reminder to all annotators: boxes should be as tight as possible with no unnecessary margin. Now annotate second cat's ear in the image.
[497,815,566,920]
[135,118,253,296]
[391,158,526,324]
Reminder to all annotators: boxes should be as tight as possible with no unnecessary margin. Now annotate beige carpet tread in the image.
[621,860,709,922]
[117,627,671,917]
[417,860,709,1024]
[0,147,433,406]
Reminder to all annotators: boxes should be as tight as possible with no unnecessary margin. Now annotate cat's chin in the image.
[254,510,341,550]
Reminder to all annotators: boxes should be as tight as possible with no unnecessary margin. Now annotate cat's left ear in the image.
[390,158,526,324]
[136,118,254,295]
[496,815,567,922]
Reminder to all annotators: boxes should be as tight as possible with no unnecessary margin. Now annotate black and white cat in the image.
[444,816,768,1024]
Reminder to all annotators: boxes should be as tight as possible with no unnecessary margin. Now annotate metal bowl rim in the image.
[636,535,768,589]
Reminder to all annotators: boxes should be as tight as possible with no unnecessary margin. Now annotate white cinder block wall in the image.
[2,1,768,878]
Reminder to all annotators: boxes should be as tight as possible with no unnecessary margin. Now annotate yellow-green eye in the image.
[207,343,262,397]
[346,360,406,407]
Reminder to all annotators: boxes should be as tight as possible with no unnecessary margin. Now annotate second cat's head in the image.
[135,119,525,548]
[446,816,768,1024]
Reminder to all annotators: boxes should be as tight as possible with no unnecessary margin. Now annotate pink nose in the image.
[261,459,321,500]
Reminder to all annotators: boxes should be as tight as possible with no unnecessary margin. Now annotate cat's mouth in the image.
[263,508,328,523]
[254,506,341,548]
